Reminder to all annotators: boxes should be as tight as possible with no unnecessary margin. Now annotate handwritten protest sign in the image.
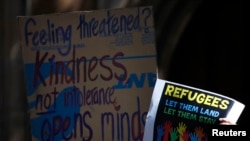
[17,6,157,141]
[143,78,245,141]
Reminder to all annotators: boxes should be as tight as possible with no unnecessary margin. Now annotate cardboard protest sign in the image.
[17,6,157,141]
[143,78,245,141]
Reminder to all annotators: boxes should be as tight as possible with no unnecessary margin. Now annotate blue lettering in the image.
[113,72,156,89]
[24,18,72,54]
[40,111,92,141]
[101,97,146,141]
[77,8,141,39]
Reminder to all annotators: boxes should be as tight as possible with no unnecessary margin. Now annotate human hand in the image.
[219,118,236,125]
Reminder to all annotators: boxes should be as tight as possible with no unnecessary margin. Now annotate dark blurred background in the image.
[0,0,245,140]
